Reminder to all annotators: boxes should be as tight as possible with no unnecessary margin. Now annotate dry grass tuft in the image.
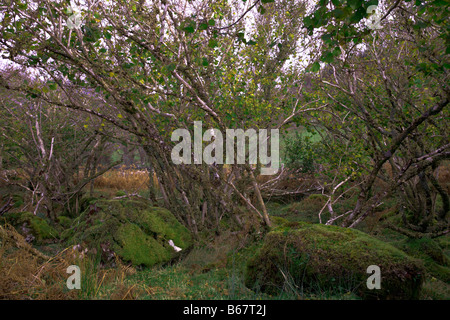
[0,224,77,300]
[93,165,154,193]
[0,224,141,300]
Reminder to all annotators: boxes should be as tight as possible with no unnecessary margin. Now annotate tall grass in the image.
[92,165,156,193]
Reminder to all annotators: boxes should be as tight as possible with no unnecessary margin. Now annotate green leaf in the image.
[182,20,196,33]
[431,0,448,6]
[208,39,218,48]
[199,22,208,31]
[310,62,320,72]
[347,0,361,10]
[332,46,342,56]
[18,2,28,10]
[350,7,365,23]
[321,51,334,63]
[202,57,209,66]
[333,8,345,19]
[321,33,333,42]
[183,25,195,33]
[48,82,58,90]
[167,63,176,72]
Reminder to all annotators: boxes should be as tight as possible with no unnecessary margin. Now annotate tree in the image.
[0,0,318,233]
[303,0,449,235]
[0,67,121,219]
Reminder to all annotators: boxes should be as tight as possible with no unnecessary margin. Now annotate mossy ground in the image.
[1,191,448,300]
[394,237,450,283]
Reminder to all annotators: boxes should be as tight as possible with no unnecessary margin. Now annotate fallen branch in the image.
[0,196,13,216]
[384,222,449,239]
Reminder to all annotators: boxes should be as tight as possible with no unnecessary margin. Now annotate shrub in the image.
[282,131,319,173]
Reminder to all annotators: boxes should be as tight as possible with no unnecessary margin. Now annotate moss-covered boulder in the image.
[2,211,58,243]
[245,222,425,299]
[395,237,450,283]
[62,199,192,267]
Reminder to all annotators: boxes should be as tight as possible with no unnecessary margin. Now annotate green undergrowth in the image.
[2,191,448,300]
[1,211,58,243]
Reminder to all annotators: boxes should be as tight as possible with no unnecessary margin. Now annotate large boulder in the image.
[245,222,425,299]
[62,199,192,267]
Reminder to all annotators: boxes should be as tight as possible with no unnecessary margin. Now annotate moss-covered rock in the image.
[245,222,425,299]
[395,237,450,283]
[63,199,192,267]
[115,223,171,266]
[2,212,58,243]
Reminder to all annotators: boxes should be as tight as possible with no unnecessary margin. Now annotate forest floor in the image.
[0,167,449,300]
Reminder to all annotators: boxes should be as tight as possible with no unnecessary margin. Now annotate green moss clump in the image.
[269,216,290,228]
[114,223,170,266]
[57,216,73,229]
[245,222,425,299]
[127,206,192,249]
[2,212,57,242]
[396,237,450,283]
[63,199,192,267]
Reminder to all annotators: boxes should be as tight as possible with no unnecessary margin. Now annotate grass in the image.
[120,247,358,300]
[92,165,154,194]
[1,166,449,300]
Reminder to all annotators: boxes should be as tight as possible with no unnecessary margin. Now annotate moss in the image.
[269,216,290,228]
[63,195,98,218]
[28,216,57,241]
[57,216,73,229]
[63,199,192,267]
[2,212,57,242]
[421,278,450,300]
[395,237,450,283]
[12,194,24,208]
[435,236,450,258]
[128,206,192,249]
[245,222,425,299]
[404,238,447,265]
[115,190,127,197]
[272,194,330,224]
[227,242,264,275]
[114,223,170,266]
